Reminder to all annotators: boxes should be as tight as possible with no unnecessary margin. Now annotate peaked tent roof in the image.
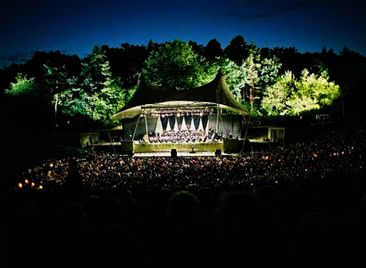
[111,71,247,120]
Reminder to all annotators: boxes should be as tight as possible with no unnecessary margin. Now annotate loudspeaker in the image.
[171,149,177,157]
[215,149,222,156]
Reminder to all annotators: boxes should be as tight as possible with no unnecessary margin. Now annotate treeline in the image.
[0,35,365,130]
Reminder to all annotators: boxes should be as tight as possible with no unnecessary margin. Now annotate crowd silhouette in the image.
[1,122,366,267]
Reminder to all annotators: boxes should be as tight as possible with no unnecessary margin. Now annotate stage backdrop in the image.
[122,114,242,140]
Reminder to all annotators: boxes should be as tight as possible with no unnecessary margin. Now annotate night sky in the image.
[1,0,365,67]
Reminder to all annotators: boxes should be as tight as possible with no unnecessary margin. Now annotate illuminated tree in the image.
[142,40,206,90]
[261,71,294,116]
[6,73,39,96]
[6,73,51,128]
[258,56,282,91]
[202,57,246,103]
[57,47,133,124]
[261,69,340,116]
[91,60,132,121]
[253,55,282,115]
[288,69,340,114]
[243,54,260,109]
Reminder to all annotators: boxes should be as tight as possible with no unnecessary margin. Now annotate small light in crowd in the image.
[305,168,308,172]
[31,182,35,188]
[25,179,29,184]
[18,182,23,189]
[250,183,253,186]
[341,151,345,155]
[38,185,43,190]
[275,180,278,184]
[313,152,318,158]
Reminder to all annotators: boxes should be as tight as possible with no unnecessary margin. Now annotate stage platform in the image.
[91,138,273,155]
[133,151,237,157]
[131,140,224,154]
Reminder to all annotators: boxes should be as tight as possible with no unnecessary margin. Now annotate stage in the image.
[132,140,223,153]
[91,138,274,155]
[133,151,233,157]
[118,138,255,154]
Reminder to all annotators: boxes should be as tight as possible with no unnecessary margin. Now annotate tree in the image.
[243,54,260,110]
[204,39,223,61]
[188,41,205,57]
[224,35,249,65]
[143,40,248,104]
[57,47,132,126]
[261,71,294,116]
[6,73,39,96]
[203,57,246,103]
[18,50,81,87]
[6,73,52,128]
[261,69,341,116]
[91,59,131,122]
[258,56,282,90]
[271,47,302,76]
[142,40,207,90]
[106,43,148,88]
[289,69,340,114]
[257,55,282,108]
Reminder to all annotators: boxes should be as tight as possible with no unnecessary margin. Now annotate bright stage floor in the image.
[132,151,238,157]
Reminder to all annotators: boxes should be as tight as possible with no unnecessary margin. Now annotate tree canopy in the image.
[1,34,363,130]
[6,73,40,97]
[261,69,341,116]
[142,40,207,90]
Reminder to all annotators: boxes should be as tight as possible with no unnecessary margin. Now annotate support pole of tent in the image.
[218,112,222,135]
[132,115,140,141]
[215,104,219,133]
[144,114,148,135]
[105,127,116,154]
[240,107,253,155]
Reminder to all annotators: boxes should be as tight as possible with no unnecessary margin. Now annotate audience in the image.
[0,122,365,267]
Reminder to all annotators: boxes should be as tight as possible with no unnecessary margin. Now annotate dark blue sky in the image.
[1,0,365,67]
